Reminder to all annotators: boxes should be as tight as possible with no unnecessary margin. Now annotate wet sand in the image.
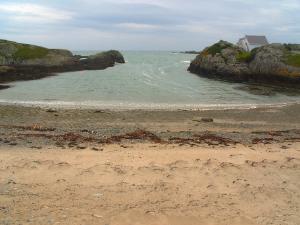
[0,104,300,225]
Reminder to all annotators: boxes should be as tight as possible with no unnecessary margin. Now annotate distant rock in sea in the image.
[180,51,200,54]
[0,39,125,83]
[188,40,300,85]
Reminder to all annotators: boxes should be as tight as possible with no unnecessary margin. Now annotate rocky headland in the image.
[188,40,300,85]
[0,39,125,84]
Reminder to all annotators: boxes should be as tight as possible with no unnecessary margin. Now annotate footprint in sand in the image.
[167,160,189,170]
[49,161,71,169]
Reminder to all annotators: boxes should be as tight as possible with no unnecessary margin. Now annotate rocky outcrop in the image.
[79,50,125,69]
[180,51,200,54]
[188,40,300,85]
[0,39,125,83]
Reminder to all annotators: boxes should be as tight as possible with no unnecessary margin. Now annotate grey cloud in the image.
[0,0,299,50]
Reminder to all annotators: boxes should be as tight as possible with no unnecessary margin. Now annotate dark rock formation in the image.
[0,39,125,84]
[188,40,300,85]
[0,84,10,90]
[79,50,125,69]
[180,51,200,54]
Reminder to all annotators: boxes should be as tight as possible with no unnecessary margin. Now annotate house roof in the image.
[245,35,269,45]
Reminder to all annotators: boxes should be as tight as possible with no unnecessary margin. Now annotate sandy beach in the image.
[1,104,300,225]
[1,0,300,224]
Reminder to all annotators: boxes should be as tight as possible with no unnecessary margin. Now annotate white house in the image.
[237,35,269,52]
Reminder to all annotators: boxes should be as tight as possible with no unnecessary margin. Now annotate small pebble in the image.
[46,109,57,113]
[201,118,214,123]
[31,146,42,149]
[9,142,17,146]
[94,110,105,113]
[92,147,103,151]
[92,214,103,218]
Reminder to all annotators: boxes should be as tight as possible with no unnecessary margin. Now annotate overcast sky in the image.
[0,0,299,51]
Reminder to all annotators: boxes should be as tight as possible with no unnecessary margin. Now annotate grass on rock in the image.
[202,41,233,56]
[286,54,300,67]
[14,45,49,60]
[236,49,258,63]
[236,52,252,63]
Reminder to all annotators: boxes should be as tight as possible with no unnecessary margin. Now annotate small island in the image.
[0,39,125,86]
[188,40,300,85]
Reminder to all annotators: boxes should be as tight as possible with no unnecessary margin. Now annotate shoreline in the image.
[0,99,299,111]
[1,103,300,225]
[1,103,300,147]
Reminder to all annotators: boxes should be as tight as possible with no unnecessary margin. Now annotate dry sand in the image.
[0,104,300,225]
[1,144,300,225]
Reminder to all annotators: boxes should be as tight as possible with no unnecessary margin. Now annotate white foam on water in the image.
[0,99,297,111]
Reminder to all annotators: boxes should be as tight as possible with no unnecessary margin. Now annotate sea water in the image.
[0,51,300,109]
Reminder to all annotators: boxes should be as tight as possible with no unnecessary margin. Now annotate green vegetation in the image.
[14,45,49,60]
[286,54,300,67]
[204,41,233,56]
[0,40,49,60]
[236,48,258,63]
[236,52,252,62]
